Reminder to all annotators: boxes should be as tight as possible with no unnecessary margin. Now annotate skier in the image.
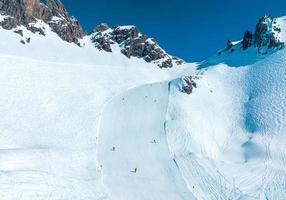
[152,139,157,143]
[111,146,115,151]
[131,168,137,173]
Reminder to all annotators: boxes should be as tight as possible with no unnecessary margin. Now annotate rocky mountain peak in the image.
[243,15,285,51]
[220,15,284,55]
[0,1,185,67]
[91,24,185,68]
[0,0,85,44]
[254,15,284,51]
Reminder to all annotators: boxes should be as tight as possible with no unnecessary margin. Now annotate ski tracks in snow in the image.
[96,82,194,200]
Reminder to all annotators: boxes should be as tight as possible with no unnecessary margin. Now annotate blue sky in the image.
[61,0,286,62]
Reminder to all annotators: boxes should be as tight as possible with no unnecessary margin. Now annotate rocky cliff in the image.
[0,1,186,67]
[0,0,85,44]
[254,15,284,51]
[219,15,284,55]
[91,23,185,68]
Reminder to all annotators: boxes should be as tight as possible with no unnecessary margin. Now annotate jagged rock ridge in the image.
[0,1,185,67]
[0,0,85,44]
[91,23,185,68]
[220,15,284,55]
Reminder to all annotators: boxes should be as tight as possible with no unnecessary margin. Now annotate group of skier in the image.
[107,139,158,174]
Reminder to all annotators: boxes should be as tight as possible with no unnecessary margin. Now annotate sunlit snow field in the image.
[0,14,285,200]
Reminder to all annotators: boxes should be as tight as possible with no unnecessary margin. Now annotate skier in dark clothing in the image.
[131,168,137,173]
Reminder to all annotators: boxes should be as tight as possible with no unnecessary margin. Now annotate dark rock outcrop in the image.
[92,32,113,52]
[44,0,85,43]
[221,15,284,54]
[242,30,253,50]
[170,75,198,95]
[173,57,184,65]
[226,40,233,50]
[0,17,18,30]
[91,24,185,68]
[0,0,85,43]
[254,15,284,50]
[0,1,184,67]
[93,23,109,32]
[218,39,234,55]
[182,76,197,95]
[159,58,172,68]
[14,29,23,36]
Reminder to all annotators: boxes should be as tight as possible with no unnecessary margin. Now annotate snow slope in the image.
[0,17,194,200]
[0,54,161,200]
[0,10,286,200]
[98,82,194,200]
[166,16,286,200]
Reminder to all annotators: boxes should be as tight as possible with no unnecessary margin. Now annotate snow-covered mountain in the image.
[0,0,285,199]
[0,0,183,68]
[167,15,286,200]
[91,23,184,68]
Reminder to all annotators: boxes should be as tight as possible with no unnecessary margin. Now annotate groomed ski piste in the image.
[0,14,285,200]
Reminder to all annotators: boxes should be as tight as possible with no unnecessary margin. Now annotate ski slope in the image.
[98,82,194,200]
[0,54,165,200]
[166,23,286,198]
[0,19,193,200]
[0,11,286,200]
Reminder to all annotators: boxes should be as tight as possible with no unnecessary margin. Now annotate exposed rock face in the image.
[172,57,185,65]
[220,15,284,54]
[170,75,198,95]
[242,30,253,50]
[182,76,197,94]
[44,0,85,43]
[0,0,85,44]
[91,24,185,68]
[93,23,109,32]
[0,1,184,67]
[0,17,18,30]
[254,15,284,51]
[14,29,23,36]
[24,0,41,17]
[92,32,113,52]
[241,16,284,51]
[159,58,173,68]
[226,40,233,50]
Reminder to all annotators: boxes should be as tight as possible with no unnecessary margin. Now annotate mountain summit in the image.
[218,15,285,56]
[91,23,184,68]
[0,0,184,68]
[0,0,84,43]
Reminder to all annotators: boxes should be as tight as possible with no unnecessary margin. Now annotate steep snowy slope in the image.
[1,1,286,199]
[0,5,193,200]
[167,16,286,200]
[98,83,194,200]
[0,55,171,200]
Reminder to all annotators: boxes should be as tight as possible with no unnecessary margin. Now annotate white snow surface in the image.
[166,16,286,198]
[0,18,193,200]
[0,14,286,200]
